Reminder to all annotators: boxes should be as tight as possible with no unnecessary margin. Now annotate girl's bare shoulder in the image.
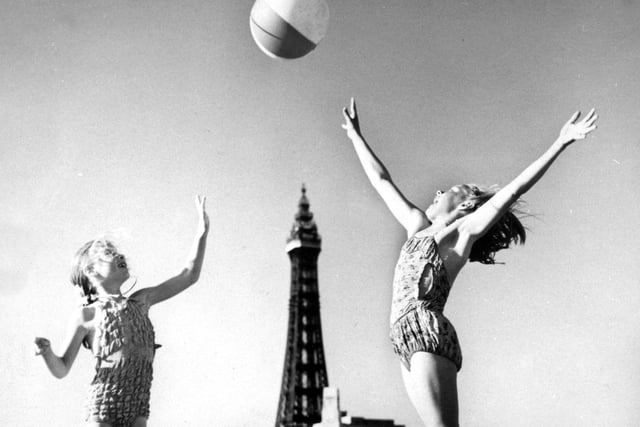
[71,304,98,325]
[436,221,474,262]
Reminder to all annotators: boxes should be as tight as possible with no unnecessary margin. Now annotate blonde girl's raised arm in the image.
[131,195,210,306]
[342,98,429,237]
[460,109,598,239]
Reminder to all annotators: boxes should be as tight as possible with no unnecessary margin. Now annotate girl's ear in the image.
[459,200,476,211]
[83,265,94,277]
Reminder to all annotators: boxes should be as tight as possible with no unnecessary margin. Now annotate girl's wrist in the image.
[38,347,52,357]
[552,138,569,150]
[347,129,362,140]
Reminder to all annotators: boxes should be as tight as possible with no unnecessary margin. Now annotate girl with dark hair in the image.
[34,195,209,427]
[341,98,597,426]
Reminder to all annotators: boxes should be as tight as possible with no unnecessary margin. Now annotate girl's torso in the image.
[83,296,156,424]
[86,296,156,367]
[390,233,456,325]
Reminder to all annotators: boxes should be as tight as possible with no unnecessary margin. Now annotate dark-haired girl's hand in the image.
[342,97,361,137]
[557,109,598,146]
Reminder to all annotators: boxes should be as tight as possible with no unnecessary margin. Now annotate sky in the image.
[2,1,640,426]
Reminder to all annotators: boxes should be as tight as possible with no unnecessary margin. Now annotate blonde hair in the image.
[465,184,527,264]
[70,239,118,305]
[71,238,123,349]
[70,240,98,305]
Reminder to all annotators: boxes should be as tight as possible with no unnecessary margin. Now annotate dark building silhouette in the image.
[275,186,329,427]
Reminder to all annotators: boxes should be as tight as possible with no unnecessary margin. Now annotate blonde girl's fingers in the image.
[34,338,50,354]
[342,107,351,123]
[195,195,204,212]
[350,97,357,117]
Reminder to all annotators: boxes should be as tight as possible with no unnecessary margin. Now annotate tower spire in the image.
[276,186,328,427]
[286,184,321,252]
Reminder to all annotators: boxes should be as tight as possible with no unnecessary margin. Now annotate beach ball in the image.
[249,0,330,59]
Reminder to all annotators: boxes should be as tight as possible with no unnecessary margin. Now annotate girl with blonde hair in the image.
[34,195,210,427]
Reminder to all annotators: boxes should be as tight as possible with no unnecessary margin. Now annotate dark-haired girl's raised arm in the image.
[342,98,429,237]
[460,109,598,240]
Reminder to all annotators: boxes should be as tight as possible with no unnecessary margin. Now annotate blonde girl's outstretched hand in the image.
[195,194,210,235]
[34,337,51,356]
[342,97,361,137]
[557,108,598,146]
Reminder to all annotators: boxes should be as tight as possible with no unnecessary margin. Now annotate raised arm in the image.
[132,195,210,306]
[34,308,90,379]
[342,98,429,236]
[461,109,598,238]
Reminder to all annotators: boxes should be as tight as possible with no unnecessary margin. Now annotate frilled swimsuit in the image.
[389,234,462,371]
[86,296,156,426]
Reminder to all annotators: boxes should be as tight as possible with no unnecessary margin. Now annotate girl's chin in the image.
[425,208,434,221]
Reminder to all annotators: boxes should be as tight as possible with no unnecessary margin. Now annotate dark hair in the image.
[465,184,527,264]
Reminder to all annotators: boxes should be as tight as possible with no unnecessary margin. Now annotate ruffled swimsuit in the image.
[389,234,462,371]
[85,296,156,426]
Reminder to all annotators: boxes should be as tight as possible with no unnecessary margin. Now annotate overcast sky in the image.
[2,1,640,426]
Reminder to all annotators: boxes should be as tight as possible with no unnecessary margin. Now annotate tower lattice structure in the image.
[275,186,329,427]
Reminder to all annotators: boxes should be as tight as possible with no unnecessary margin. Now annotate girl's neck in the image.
[93,282,124,299]
[421,215,464,238]
[427,219,450,233]
[429,210,465,230]
[95,291,124,300]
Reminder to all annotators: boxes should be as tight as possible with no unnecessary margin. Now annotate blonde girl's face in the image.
[86,241,129,284]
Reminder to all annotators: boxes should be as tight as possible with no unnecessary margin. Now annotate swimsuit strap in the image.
[404,235,445,271]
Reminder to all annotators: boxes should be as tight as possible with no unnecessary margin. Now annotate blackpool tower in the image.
[275,186,329,427]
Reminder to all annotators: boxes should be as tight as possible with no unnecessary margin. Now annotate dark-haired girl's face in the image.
[426,185,473,218]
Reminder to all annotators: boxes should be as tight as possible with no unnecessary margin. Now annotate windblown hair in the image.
[465,184,527,264]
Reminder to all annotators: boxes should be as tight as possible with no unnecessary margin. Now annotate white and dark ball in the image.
[250,0,329,59]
